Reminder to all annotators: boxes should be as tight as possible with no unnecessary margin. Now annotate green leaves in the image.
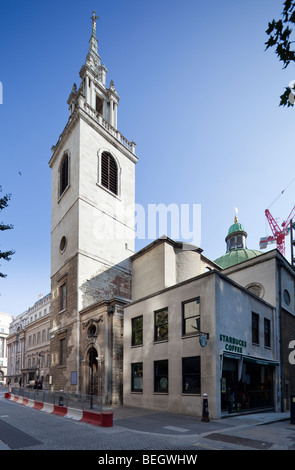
[280,87,294,106]
[265,0,295,105]
[0,185,15,278]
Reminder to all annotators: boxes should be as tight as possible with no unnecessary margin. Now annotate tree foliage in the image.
[265,0,295,106]
[0,186,15,278]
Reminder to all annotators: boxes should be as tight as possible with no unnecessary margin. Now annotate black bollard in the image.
[201,393,210,422]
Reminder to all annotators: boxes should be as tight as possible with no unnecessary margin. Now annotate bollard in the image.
[201,392,210,422]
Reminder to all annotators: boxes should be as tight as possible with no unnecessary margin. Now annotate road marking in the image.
[163,425,189,433]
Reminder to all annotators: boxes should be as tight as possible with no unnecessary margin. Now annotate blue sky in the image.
[1,0,295,316]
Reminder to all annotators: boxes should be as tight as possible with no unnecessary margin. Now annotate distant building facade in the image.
[0,312,14,384]
[7,294,51,387]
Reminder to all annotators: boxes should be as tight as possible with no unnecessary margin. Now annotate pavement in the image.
[108,404,293,450]
[1,387,294,450]
[110,404,290,435]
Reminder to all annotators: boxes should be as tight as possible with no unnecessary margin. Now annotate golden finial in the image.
[234,207,238,223]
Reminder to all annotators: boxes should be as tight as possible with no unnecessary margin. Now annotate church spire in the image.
[89,11,99,54]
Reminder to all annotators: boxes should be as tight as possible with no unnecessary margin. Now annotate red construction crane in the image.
[259,205,295,256]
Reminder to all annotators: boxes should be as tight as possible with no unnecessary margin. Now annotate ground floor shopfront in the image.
[220,353,279,414]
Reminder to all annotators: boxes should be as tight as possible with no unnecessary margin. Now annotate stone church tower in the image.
[48,13,138,403]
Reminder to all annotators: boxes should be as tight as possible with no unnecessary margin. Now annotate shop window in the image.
[182,356,200,394]
[131,316,143,346]
[182,298,200,336]
[252,312,259,344]
[131,362,143,392]
[154,308,168,342]
[264,318,271,348]
[154,359,168,393]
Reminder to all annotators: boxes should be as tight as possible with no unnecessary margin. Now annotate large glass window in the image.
[264,318,271,348]
[131,363,143,392]
[131,316,143,346]
[252,312,259,344]
[182,356,201,394]
[154,360,168,393]
[182,298,200,336]
[154,308,168,342]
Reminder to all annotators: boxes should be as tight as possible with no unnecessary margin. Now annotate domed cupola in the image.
[214,209,262,269]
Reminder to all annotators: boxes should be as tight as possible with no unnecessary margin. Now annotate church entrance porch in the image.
[221,355,276,414]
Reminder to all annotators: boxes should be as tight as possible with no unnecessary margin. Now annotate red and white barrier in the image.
[4,393,112,427]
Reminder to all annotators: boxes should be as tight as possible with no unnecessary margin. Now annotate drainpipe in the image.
[277,259,284,412]
[107,306,115,404]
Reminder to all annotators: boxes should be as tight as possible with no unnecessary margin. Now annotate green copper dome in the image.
[214,215,262,269]
[227,222,246,237]
[214,248,262,269]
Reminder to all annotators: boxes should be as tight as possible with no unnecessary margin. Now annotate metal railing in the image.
[10,386,103,412]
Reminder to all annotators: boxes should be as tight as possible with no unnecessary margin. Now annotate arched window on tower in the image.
[59,153,69,197]
[101,151,118,195]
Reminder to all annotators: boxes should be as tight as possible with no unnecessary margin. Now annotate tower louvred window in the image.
[101,152,118,195]
[60,154,69,196]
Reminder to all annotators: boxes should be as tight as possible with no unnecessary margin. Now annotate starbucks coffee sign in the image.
[220,334,247,354]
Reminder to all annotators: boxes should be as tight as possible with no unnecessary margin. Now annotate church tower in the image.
[49,13,138,402]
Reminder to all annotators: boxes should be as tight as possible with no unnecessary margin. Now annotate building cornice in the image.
[49,101,137,168]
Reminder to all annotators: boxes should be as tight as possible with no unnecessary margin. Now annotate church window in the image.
[96,95,103,116]
[60,283,67,312]
[59,236,67,254]
[59,153,69,197]
[59,338,66,365]
[101,151,118,195]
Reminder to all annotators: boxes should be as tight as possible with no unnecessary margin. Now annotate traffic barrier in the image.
[4,393,113,427]
[81,410,101,426]
[27,399,35,408]
[33,401,44,410]
[42,402,54,413]
[101,412,113,427]
[65,407,83,421]
[52,405,67,416]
